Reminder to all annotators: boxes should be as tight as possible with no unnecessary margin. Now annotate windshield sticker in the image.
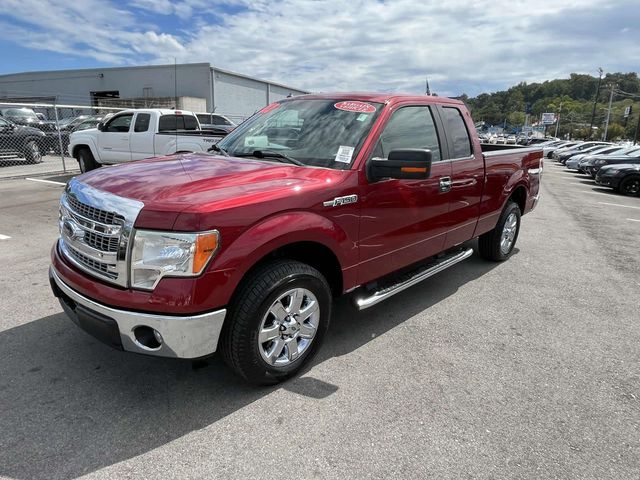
[334,101,376,113]
[244,135,269,148]
[334,145,355,164]
[259,103,280,114]
[356,113,369,122]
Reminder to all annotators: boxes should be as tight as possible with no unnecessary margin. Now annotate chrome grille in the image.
[66,194,123,225]
[59,179,144,287]
[66,247,118,279]
[84,231,120,252]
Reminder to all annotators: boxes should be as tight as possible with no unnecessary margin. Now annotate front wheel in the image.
[478,201,521,261]
[77,148,98,173]
[619,175,640,196]
[24,140,43,164]
[220,260,332,385]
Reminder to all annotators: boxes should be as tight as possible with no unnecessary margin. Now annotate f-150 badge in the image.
[323,194,358,207]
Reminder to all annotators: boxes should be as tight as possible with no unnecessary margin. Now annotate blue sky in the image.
[0,0,638,97]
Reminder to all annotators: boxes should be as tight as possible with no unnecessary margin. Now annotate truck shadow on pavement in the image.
[0,242,502,480]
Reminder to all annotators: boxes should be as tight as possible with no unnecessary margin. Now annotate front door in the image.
[129,112,153,160]
[98,113,133,163]
[357,105,452,285]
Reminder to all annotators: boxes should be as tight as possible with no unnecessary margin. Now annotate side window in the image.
[212,115,232,126]
[159,115,200,132]
[373,106,441,162]
[104,114,133,133]
[134,113,151,133]
[442,107,472,158]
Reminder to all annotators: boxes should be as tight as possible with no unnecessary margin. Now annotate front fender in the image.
[205,211,353,305]
[70,133,99,161]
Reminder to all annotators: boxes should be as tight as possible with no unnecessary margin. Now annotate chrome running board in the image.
[355,248,474,310]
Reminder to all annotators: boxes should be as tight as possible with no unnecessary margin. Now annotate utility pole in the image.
[603,83,615,141]
[588,67,603,139]
[554,101,562,137]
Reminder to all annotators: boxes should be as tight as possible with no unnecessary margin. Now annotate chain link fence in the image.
[0,101,250,179]
[0,102,125,178]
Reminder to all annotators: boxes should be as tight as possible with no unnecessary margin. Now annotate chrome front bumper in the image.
[50,267,226,359]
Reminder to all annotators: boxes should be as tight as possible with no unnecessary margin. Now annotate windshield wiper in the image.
[235,150,305,166]
[208,143,230,156]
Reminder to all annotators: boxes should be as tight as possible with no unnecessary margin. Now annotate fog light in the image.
[133,326,163,350]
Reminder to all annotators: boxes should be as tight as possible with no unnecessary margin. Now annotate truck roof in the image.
[290,92,465,106]
[116,109,197,115]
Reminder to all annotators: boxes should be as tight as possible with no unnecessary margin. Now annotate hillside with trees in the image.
[463,72,640,140]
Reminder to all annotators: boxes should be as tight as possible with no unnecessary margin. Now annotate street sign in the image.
[541,113,556,125]
[624,105,632,118]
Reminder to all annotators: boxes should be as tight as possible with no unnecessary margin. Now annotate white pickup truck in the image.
[68,109,227,172]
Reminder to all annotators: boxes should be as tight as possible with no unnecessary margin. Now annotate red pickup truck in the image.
[50,93,542,384]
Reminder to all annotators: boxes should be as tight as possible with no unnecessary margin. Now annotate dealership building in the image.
[0,62,309,121]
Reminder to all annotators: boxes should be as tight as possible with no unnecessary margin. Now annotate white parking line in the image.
[25,177,66,186]
[598,202,640,210]
[0,234,10,240]
[627,218,640,222]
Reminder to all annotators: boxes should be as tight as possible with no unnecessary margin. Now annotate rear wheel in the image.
[24,140,42,164]
[620,175,640,196]
[77,148,98,173]
[220,260,332,385]
[478,201,521,261]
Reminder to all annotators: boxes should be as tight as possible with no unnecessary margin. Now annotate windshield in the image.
[217,99,383,169]
[1,108,39,120]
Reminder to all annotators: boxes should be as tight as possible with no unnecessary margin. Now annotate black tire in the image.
[24,140,43,164]
[220,259,332,385]
[619,175,640,197]
[478,200,521,262]
[77,147,98,173]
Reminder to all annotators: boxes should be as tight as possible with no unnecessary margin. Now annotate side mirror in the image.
[97,122,104,131]
[368,149,433,182]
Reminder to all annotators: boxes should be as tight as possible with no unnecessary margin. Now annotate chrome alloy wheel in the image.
[258,288,320,366]
[500,212,518,255]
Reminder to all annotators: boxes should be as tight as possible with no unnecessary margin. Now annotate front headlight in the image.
[594,159,607,166]
[130,230,220,290]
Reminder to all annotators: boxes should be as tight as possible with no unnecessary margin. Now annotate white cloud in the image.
[0,0,638,96]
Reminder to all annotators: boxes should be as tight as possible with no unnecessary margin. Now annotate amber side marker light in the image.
[193,232,220,273]
[400,167,428,173]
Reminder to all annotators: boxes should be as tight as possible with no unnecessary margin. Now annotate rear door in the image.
[438,105,485,249]
[98,113,133,163]
[129,112,154,160]
[357,104,452,283]
[0,118,15,154]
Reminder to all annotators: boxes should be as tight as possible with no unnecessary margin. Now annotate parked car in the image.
[506,135,516,144]
[595,164,640,196]
[583,149,640,177]
[195,113,237,134]
[0,107,59,152]
[566,146,637,170]
[68,109,226,172]
[0,117,47,163]
[50,93,542,384]
[543,140,577,158]
[552,141,608,161]
[559,143,614,165]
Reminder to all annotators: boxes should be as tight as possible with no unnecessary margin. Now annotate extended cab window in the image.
[374,106,441,162]
[158,115,199,132]
[134,113,151,132]
[442,107,472,158]
[104,114,133,133]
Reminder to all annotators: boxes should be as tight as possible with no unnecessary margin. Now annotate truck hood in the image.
[80,153,348,218]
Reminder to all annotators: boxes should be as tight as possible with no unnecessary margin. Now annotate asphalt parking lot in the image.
[0,165,638,479]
